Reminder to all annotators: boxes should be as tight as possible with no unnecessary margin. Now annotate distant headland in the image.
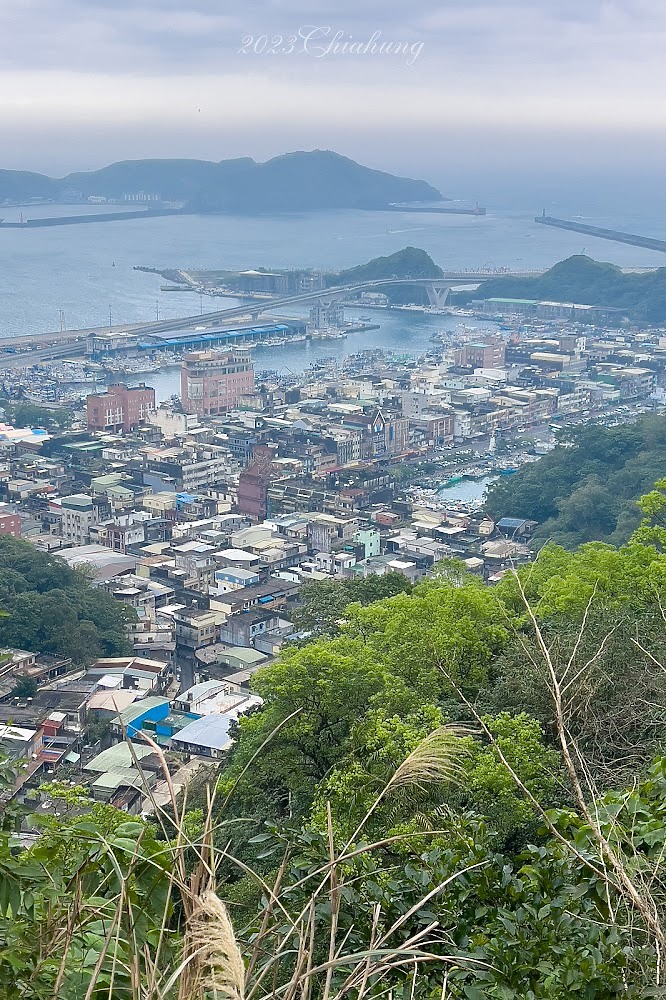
[0,150,445,217]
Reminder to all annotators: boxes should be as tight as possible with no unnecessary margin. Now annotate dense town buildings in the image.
[0,307,664,809]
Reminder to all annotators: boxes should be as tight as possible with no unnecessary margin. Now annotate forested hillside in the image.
[455,254,666,322]
[0,536,133,663]
[329,246,443,305]
[486,413,666,547]
[3,483,666,996]
[0,151,442,214]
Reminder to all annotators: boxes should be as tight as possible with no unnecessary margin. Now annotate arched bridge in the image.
[0,270,541,367]
[127,270,540,336]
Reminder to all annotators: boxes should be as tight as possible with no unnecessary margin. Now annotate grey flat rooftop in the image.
[170,714,232,751]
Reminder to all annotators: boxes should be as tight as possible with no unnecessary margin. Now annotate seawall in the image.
[535,215,666,253]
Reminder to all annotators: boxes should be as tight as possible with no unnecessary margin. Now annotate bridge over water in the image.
[111,270,541,338]
[0,270,540,364]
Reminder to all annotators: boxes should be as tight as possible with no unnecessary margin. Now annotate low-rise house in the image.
[172,540,216,592]
[87,656,171,693]
[307,514,359,553]
[84,743,161,812]
[174,680,261,718]
[58,544,137,583]
[209,578,298,616]
[0,724,43,761]
[480,539,532,568]
[94,519,147,553]
[170,714,234,759]
[173,609,219,654]
[218,609,293,649]
[495,517,538,540]
[210,566,261,595]
[112,696,171,739]
[195,646,267,680]
[31,680,97,732]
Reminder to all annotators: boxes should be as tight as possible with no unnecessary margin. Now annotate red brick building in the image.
[237,446,276,521]
[181,350,254,417]
[86,383,155,433]
[0,510,21,538]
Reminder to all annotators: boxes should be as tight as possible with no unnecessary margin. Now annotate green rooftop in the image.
[85,742,153,773]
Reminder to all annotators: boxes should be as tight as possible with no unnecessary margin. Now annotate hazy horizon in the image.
[2,0,666,204]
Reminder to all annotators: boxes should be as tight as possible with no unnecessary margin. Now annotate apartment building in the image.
[60,494,100,544]
[86,384,155,433]
[181,350,254,417]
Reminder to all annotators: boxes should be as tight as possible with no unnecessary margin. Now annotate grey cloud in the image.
[3,0,666,79]
[1,0,666,172]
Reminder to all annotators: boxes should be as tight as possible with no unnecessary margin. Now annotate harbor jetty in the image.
[0,208,184,229]
[535,212,666,253]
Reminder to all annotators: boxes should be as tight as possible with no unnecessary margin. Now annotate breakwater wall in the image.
[535,214,666,253]
[0,208,185,229]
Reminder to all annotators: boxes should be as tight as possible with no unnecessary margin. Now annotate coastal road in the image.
[0,340,87,369]
[0,270,540,354]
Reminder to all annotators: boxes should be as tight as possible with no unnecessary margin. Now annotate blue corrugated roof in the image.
[137,322,298,350]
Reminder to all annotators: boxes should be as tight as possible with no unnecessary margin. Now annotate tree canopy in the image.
[0,536,133,664]
[5,485,666,995]
[455,253,666,323]
[486,413,666,548]
[0,399,73,431]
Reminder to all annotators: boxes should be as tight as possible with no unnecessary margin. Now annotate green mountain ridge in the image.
[455,253,666,322]
[0,150,443,215]
[327,246,443,304]
[334,251,666,320]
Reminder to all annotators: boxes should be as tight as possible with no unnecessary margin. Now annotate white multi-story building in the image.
[60,494,99,544]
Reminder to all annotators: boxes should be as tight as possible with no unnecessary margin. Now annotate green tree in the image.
[10,676,37,699]
[633,475,666,551]
[0,536,134,664]
[219,637,398,820]
[492,541,666,786]
[0,400,73,432]
[292,571,412,635]
[486,414,666,548]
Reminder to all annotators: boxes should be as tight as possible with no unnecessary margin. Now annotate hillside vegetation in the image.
[330,246,443,304]
[332,245,444,285]
[486,413,666,548]
[457,253,666,322]
[5,492,666,995]
[0,151,442,214]
[0,536,133,663]
[328,248,666,316]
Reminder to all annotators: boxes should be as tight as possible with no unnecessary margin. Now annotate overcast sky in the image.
[2,0,666,187]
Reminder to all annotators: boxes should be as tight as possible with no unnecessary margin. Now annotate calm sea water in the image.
[2,196,666,396]
[2,199,666,338]
[438,476,498,503]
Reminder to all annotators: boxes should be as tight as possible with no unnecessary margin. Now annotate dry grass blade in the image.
[386,725,471,795]
[187,890,246,1000]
